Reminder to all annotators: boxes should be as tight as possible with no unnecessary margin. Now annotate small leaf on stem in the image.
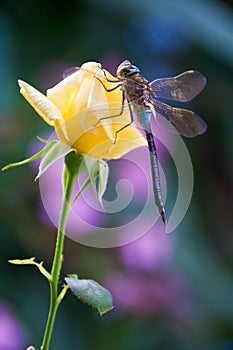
[9,257,51,281]
[65,275,113,316]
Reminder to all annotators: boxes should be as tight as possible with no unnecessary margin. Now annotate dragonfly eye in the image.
[119,67,130,77]
[117,64,140,78]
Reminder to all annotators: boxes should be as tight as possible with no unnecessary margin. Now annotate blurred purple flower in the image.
[118,221,173,272]
[38,157,106,235]
[0,302,28,350]
[112,149,149,204]
[106,271,190,316]
[115,130,173,203]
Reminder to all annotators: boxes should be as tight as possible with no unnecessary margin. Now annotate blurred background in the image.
[0,0,233,349]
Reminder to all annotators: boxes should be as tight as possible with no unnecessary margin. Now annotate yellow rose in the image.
[18,62,146,159]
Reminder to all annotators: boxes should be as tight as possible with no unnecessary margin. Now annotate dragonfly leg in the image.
[101,68,121,83]
[95,68,121,91]
[92,91,125,127]
[113,101,134,144]
[92,92,133,145]
[95,75,122,92]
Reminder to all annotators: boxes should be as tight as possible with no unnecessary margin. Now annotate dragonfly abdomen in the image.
[144,130,166,224]
[124,79,167,224]
[138,111,166,224]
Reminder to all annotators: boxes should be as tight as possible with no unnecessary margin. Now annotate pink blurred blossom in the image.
[0,302,28,350]
[118,221,174,272]
[38,157,106,235]
[106,272,190,316]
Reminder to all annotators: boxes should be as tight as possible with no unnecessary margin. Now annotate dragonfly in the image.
[92,60,207,224]
[66,60,207,224]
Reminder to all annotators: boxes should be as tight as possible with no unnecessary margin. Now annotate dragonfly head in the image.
[117,60,140,78]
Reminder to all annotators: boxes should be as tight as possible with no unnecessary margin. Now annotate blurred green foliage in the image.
[0,0,233,349]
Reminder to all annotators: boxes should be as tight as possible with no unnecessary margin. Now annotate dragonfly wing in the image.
[153,100,207,138]
[63,66,104,80]
[63,65,120,87]
[149,70,207,102]
[63,66,80,79]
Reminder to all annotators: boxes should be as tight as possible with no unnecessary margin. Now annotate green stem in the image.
[40,164,76,350]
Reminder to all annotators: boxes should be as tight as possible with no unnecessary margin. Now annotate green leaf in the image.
[36,142,75,179]
[65,275,113,316]
[9,257,51,281]
[1,140,57,171]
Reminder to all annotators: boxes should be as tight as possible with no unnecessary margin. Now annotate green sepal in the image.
[1,140,57,171]
[36,135,49,143]
[71,177,91,206]
[83,155,109,207]
[83,155,99,198]
[65,275,113,316]
[36,141,75,180]
[97,160,109,206]
[8,257,51,281]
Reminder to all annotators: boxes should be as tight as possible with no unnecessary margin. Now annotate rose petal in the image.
[54,102,147,159]
[101,124,147,159]
[19,61,147,160]
[18,80,63,126]
[71,123,147,159]
[47,62,102,119]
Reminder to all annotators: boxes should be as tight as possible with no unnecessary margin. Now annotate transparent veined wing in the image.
[63,65,120,87]
[149,70,207,102]
[63,66,81,79]
[153,99,207,138]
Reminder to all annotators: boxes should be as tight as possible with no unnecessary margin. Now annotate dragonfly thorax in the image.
[116,60,150,107]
